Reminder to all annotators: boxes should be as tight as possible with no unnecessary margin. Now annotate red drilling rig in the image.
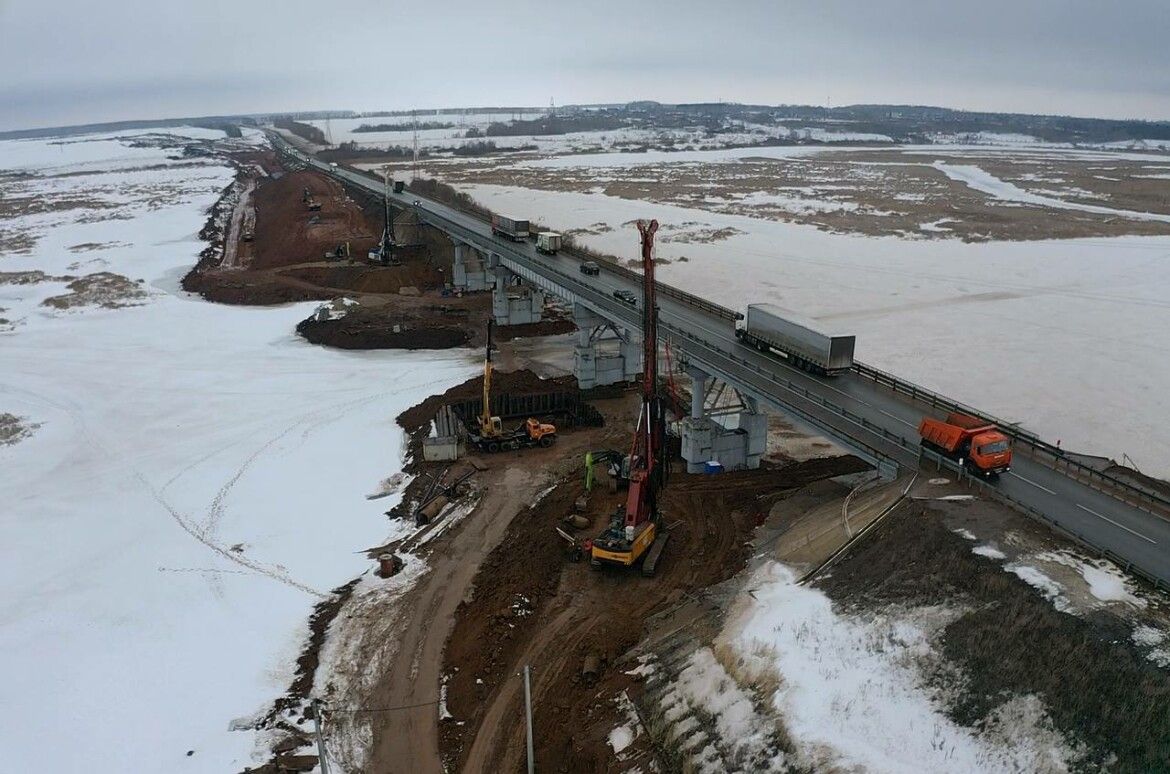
[587,219,670,576]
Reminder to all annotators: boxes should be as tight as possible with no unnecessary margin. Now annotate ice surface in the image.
[934,162,1170,222]
[456,182,1170,478]
[0,131,476,772]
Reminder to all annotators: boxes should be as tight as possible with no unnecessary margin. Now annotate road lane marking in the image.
[1076,503,1157,544]
[1010,472,1056,495]
[879,409,916,428]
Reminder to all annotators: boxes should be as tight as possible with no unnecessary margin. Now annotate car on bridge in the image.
[613,289,637,306]
[580,261,600,276]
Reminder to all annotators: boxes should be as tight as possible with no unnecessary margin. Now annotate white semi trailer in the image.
[736,303,855,376]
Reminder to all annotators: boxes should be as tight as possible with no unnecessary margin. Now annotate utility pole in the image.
[412,109,420,180]
[522,665,534,774]
[312,698,330,774]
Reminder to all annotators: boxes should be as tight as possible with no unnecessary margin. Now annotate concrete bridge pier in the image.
[451,242,489,291]
[620,328,642,381]
[680,367,766,473]
[572,304,639,389]
[491,265,544,326]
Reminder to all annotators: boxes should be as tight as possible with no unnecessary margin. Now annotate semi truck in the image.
[536,231,563,255]
[918,412,1012,477]
[735,303,855,376]
[491,214,530,242]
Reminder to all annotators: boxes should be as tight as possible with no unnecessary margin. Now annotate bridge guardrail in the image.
[920,447,1168,589]
[278,136,1170,520]
[853,360,1170,518]
[663,324,913,471]
[285,139,747,325]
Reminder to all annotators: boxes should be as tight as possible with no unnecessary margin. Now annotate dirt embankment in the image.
[183,153,439,305]
[440,455,868,772]
[818,500,1170,772]
[183,150,577,351]
[298,302,577,351]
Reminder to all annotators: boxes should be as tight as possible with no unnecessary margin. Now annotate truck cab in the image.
[967,429,1012,474]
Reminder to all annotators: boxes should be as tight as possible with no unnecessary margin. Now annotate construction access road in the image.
[276,138,1170,588]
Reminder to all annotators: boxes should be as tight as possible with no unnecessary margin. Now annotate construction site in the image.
[176,139,1170,774]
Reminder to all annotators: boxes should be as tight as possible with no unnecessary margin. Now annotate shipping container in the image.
[736,303,855,375]
[491,214,530,241]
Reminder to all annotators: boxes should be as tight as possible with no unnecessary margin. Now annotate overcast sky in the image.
[2,0,1168,131]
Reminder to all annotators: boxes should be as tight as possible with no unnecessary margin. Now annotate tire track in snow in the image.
[137,471,328,598]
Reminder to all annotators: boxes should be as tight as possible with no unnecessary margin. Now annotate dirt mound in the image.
[276,262,443,294]
[440,455,868,772]
[250,170,377,270]
[1104,463,1170,500]
[182,272,331,305]
[0,413,39,446]
[296,310,471,351]
[397,369,578,433]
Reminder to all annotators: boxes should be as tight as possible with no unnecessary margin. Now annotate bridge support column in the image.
[680,370,766,473]
[572,305,636,389]
[620,328,642,381]
[491,266,544,326]
[452,242,468,287]
[451,242,489,291]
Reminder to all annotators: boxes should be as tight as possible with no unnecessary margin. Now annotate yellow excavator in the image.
[467,319,557,453]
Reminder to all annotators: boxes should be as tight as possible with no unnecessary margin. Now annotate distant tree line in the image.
[274,117,327,145]
[353,122,455,133]
[467,112,630,138]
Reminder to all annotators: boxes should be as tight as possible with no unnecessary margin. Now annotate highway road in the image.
[278,139,1170,587]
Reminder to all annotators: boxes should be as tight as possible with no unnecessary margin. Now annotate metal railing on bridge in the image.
[853,361,1170,518]
[920,447,1168,589]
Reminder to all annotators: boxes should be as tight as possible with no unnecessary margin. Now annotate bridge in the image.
[272,135,1170,588]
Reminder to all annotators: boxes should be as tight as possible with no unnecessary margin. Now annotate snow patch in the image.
[1007,565,1071,611]
[721,561,1081,772]
[973,545,1007,560]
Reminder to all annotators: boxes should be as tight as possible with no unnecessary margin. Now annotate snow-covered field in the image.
[305,113,895,156]
[0,130,474,772]
[453,179,1170,478]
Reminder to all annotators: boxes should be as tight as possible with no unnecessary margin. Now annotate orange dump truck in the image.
[918,412,1012,477]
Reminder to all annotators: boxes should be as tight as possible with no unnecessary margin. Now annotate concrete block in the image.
[423,436,460,462]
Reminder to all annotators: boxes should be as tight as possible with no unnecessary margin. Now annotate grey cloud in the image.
[1,0,1168,131]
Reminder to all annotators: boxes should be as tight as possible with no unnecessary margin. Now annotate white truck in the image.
[736,303,855,376]
[536,232,563,255]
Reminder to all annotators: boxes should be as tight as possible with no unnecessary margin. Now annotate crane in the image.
[587,220,670,576]
[466,319,557,453]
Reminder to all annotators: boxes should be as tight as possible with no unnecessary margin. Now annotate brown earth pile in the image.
[440,456,869,772]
